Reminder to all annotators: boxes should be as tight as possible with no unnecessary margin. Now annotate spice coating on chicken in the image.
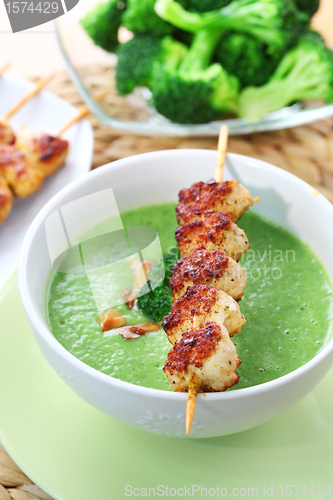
[0,178,13,224]
[16,126,69,177]
[0,144,44,198]
[162,284,245,346]
[176,211,249,261]
[170,247,247,302]
[163,322,241,392]
[176,180,253,225]
[0,122,15,145]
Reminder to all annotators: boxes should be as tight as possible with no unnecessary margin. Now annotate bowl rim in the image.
[18,149,333,401]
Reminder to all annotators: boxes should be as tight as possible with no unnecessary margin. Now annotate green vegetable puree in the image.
[47,203,333,392]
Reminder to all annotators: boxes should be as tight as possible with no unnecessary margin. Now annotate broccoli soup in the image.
[47,203,333,391]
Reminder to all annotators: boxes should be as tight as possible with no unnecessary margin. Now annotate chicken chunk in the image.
[162,284,245,346]
[176,179,253,225]
[16,126,69,177]
[0,122,15,145]
[0,178,13,225]
[163,322,241,392]
[170,247,247,302]
[0,144,44,198]
[176,211,249,260]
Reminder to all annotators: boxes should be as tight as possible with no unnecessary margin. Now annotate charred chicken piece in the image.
[176,180,253,225]
[163,322,241,393]
[176,211,249,260]
[16,126,69,177]
[170,247,247,302]
[0,177,13,225]
[162,284,245,346]
[0,144,44,198]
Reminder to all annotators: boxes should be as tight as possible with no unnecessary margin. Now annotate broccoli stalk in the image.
[116,35,187,95]
[238,31,333,121]
[80,0,126,52]
[152,27,240,124]
[155,0,308,52]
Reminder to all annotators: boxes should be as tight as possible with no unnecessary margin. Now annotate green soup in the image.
[47,203,333,391]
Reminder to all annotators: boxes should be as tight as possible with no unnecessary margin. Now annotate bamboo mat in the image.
[46,65,333,203]
[1,65,333,500]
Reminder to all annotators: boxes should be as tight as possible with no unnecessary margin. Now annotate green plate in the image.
[1,272,333,500]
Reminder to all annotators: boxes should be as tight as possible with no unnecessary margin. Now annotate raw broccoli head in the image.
[153,63,239,123]
[239,31,333,121]
[155,0,309,52]
[151,28,239,124]
[295,0,320,17]
[137,281,173,322]
[116,35,187,95]
[215,31,285,88]
[80,0,126,52]
[123,0,175,37]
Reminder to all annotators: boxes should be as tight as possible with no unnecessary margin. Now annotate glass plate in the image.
[55,13,333,137]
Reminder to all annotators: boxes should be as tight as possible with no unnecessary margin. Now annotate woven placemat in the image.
[1,65,333,500]
[47,65,333,203]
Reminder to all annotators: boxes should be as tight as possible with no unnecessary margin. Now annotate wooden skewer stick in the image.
[56,90,108,137]
[2,73,54,121]
[0,62,11,76]
[214,124,229,183]
[186,375,198,437]
[185,125,230,437]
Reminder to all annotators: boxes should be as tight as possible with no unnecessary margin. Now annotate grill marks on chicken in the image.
[170,247,247,302]
[176,180,254,225]
[16,127,69,177]
[0,144,43,198]
[162,285,245,347]
[164,323,241,393]
[175,211,249,261]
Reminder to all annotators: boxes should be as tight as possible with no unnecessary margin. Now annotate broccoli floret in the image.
[155,0,309,52]
[116,35,187,95]
[151,27,239,124]
[137,280,173,322]
[80,0,126,52]
[295,0,320,18]
[215,32,286,88]
[123,0,175,37]
[137,250,180,321]
[238,31,333,121]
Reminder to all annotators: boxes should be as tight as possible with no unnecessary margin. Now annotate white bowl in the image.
[18,150,333,438]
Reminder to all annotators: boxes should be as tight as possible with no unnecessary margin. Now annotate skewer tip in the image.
[186,376,198,437]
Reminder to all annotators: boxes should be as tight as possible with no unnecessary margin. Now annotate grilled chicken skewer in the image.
[162,125,253,436]
[176,179,254,225]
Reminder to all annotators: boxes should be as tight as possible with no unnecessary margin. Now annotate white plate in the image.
[0,74,94,286]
